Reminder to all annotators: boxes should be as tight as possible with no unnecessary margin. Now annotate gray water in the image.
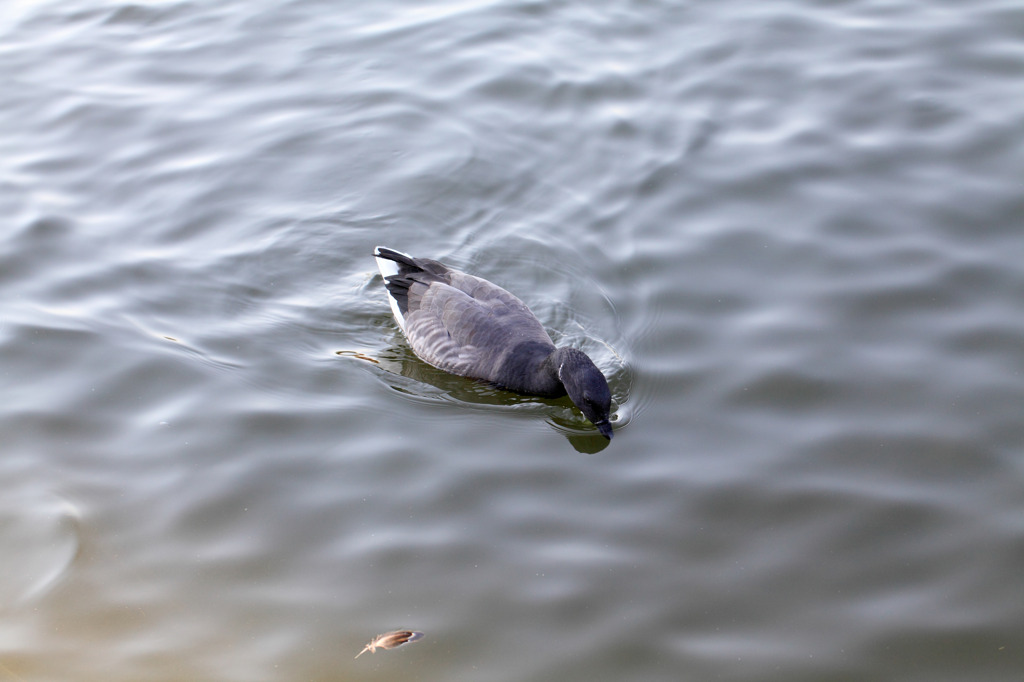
[2,1,1023,680]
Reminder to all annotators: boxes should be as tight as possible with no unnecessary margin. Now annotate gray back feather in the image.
[376,248,556,387]
[405,269,555,381]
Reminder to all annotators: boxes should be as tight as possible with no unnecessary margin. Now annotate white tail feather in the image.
[374,246,410,333]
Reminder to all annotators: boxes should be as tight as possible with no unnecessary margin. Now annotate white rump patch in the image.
[374,245,410,333]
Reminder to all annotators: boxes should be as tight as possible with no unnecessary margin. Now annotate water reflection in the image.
[0,493,83,607]
[338,345,614,453]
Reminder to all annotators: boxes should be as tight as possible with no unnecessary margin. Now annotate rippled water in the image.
[2,0,1023,680]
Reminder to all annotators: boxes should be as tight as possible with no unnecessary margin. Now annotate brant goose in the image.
[374,247,613,439]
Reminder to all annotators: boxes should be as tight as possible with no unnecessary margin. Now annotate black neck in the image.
[492,340,564,397]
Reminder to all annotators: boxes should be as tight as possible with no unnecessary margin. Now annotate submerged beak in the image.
[595,420,613,440]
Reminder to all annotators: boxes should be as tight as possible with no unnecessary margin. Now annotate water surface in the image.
[2,1,1023,680]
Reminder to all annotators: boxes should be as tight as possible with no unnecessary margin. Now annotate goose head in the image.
[555,347,613,439]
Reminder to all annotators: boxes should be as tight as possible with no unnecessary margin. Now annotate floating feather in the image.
[355,630,424,658]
